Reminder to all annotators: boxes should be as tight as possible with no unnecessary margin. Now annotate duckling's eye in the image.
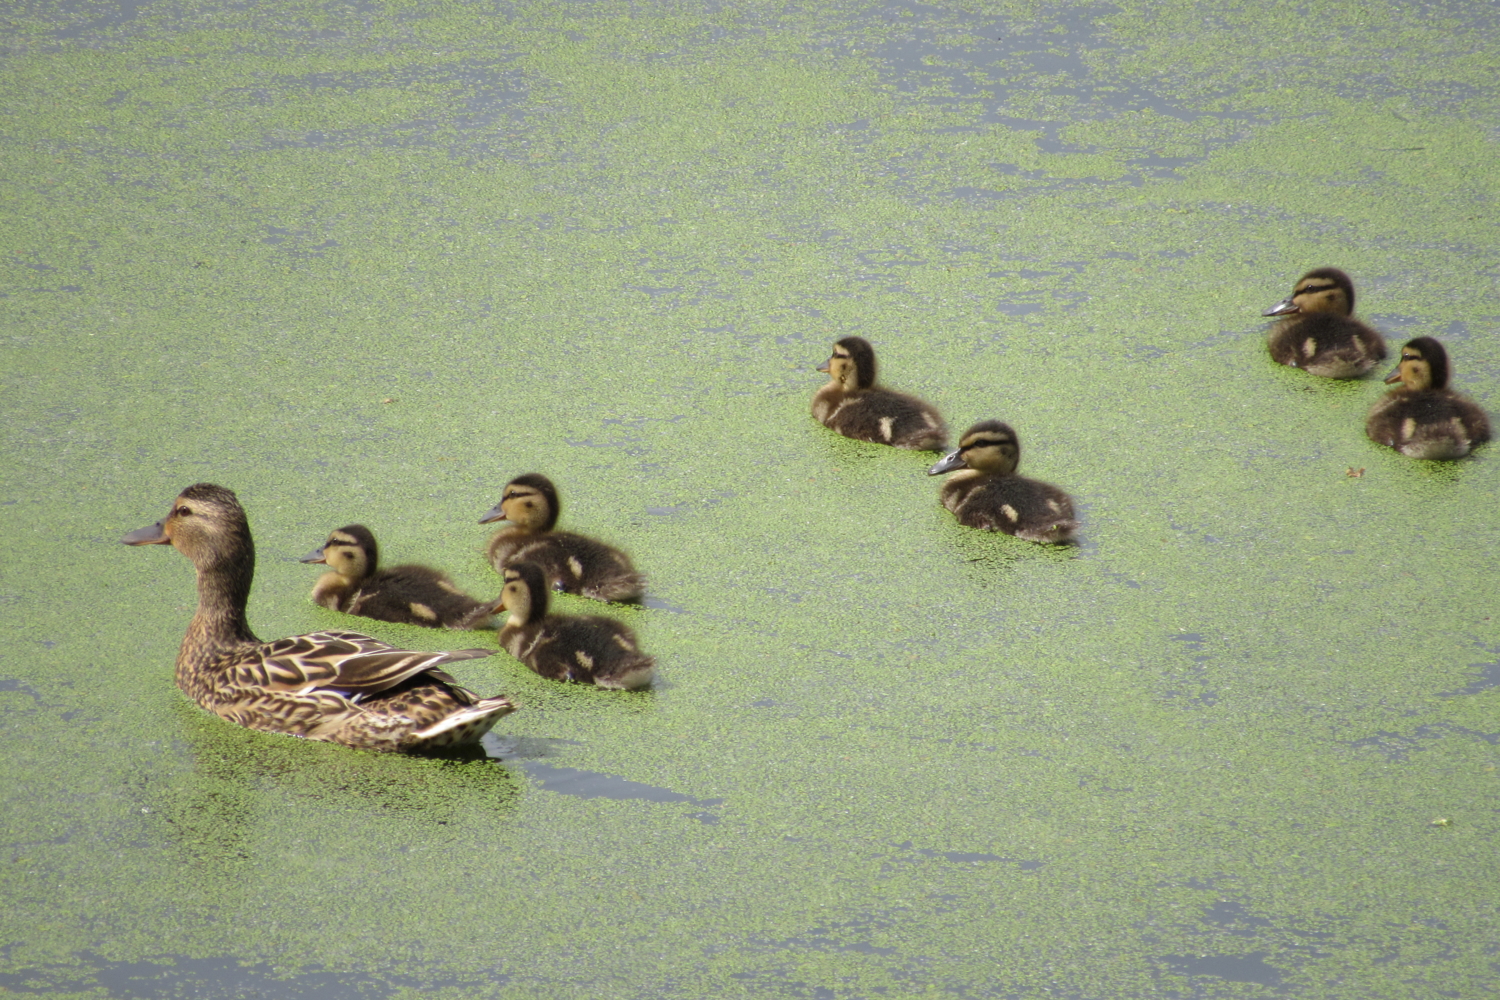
[175,506,192,517]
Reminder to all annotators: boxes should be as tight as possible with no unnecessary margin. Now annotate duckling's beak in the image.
[1262,296,1300,317]
[299,546,328,564]
[122,520,169,545]
[816,357,831,373]
[927,450,968,476]
[1383,365,1404,385]
[478,504,507,525]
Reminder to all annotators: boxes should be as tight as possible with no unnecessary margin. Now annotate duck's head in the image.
[1384,336,1450,391]
[479,473,560,531]
[817,336,878,391]
[122,483,253,570]
[491,561,548,625]
[300,525,378,581]
[928,420,1021,476]
[1263,267,1356,318]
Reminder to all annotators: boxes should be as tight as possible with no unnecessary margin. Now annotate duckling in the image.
[491,562,655,690]
[1366,336,1490,459]
[124,484,515,752]
[1263,267,1387,378]
[479,473,645,603]
[301,524,494,630]
[812,336,947,450]
[927,420,1078,543]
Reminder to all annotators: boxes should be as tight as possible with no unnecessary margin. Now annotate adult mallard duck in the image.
[490,561,655,690]
[1366,336,1490,459]
[479,473,645,603]
[124,484,515,751]
[927,420,1078,543]
[1263,267,1387,378]
[812,336,947,450]
[301,524,494,630]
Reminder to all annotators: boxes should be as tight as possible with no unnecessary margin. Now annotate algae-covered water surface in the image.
[3,1,1498,997]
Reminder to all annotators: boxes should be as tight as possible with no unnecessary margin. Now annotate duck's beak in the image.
[300,546,328,564]
[478,504,507,525]
[816,357,831,373]
[1383,364,1404,385]
[1262,296,1300,317]
[122,520,169,545]
[927,449,967,476]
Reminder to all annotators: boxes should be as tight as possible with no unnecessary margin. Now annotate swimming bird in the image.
[491,561,655,690]
[927,420,1078,543]
[301,524,494,629]
[124,484,514,751]
[479,473,645,603]
[1366,336,1490,459]
[813,336,947,450]
[1263,267,1387,378]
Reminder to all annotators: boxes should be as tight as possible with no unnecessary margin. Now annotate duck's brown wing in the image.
[235,630,493,701]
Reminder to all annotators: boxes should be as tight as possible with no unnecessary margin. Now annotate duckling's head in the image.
[1263,268,1356,318]
[816,336,878,391]
[479,473,560,531]
[492,561,549,625]
[1384,336,1450,391]
[928,420,1021,476]
[122,483,254,572]
[300,525,378,581]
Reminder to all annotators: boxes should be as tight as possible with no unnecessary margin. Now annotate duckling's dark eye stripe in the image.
[1297,283,1338,294]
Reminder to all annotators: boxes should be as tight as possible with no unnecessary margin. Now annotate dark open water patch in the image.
[1158,949,1286,987]
[0,952,504,999]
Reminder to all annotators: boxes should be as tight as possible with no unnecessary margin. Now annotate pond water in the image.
[2,1,1497,997]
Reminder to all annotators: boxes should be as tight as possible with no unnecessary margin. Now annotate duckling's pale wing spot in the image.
[613,634,636,651]
[408,602,438,622]
[568,556,584,578]
[575,650,594,669]
[879,416,894,441]
[1001,504,1019,523]
[1401,417,1416,441]
[436,580,463,594]
[1303,338,1317,358]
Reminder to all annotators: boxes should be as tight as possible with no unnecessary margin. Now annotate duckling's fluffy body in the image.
[303,524,494,629]
[1264,268,1387,378]
[481,473,645,603]
[812,337,947,450]
[929,421,1078,544]
[494,562,655,690]
[125,484,514,752]
[1367,337,1490,459]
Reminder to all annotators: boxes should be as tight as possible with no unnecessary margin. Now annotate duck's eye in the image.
[175,506,192,517]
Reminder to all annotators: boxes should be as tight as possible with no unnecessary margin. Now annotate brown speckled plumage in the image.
[492,562,655,690]
[302,524,493,629]
[479,473,645,603]
[1367,337,1490,460]
[124,484,515,751]
[812,337,946,450]
[1264,268,1387,378]
[928,421,1078,544]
